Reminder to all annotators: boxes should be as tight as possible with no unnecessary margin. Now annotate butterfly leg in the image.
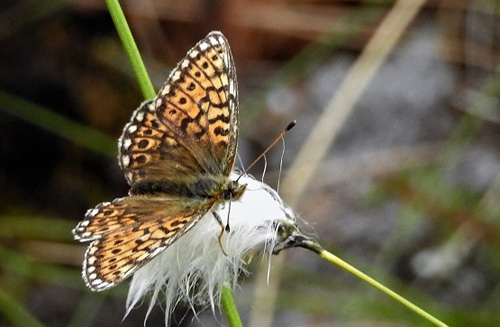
[213,211,228,256]
[225,202,232,233]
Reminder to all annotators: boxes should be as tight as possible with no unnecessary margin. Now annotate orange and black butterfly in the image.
[73,31,246,291]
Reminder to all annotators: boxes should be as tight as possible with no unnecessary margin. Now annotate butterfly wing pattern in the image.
[73,31,245,291]
[118,100,204,186]
[155,31,239,175]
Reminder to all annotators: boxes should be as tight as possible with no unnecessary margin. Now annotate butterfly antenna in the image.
[276,137,286,193]
[245,120,296,173]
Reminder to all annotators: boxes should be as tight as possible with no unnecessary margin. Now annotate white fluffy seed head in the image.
[125,173,297,326]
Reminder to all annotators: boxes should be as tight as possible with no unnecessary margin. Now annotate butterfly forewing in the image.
[118,101,204,186]
[77,196,213,291]
[155,31,239,175]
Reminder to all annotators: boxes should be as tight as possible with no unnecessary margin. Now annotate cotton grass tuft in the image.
[125,173,297,325]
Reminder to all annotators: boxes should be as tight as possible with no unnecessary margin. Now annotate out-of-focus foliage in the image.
[0,0,499,326]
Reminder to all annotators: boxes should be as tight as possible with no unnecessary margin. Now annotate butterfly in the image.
[73,31,247,291]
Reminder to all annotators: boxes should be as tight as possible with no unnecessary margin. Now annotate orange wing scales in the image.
[74,31,242,292]
[119,101,176,185]
[155,31,238,174]
[74,199,139,241]
[118,100,204,185]
[78,198,211,291]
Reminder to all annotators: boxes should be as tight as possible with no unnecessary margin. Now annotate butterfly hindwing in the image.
[75,196,213,291]
[155,31,239,175]
[74,198,135,241]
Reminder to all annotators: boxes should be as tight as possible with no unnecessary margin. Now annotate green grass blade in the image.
[103,0,156,99]
[0,285,46,327]
[0,245,82,288]
[0,90,116,156]
[0,216,76,242]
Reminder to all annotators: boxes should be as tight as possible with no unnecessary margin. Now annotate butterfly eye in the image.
[221,190,233,200]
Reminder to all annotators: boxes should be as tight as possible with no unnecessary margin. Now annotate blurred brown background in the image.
[0,0,499,326]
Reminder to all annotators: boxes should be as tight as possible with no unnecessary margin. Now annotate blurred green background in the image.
[0,0,499,326]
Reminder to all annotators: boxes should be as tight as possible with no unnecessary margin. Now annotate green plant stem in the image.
[305,241,449,327]
[103,0,242,324]
[103,0,155,99]
[221,284,243,327]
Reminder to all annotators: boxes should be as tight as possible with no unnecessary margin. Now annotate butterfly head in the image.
[220,180,247,202]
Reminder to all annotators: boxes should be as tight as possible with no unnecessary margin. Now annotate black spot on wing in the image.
[213,126,229,136]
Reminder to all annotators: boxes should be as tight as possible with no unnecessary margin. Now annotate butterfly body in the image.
[73,31,245,291]
[129,174,246,201]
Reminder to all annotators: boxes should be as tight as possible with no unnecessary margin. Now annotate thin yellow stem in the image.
[318,248,449,327]
[221,284,244,327]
